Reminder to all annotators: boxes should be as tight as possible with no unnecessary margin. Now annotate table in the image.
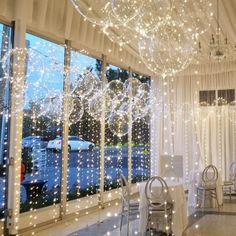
[188,170,223,208]
[139,181,188,236]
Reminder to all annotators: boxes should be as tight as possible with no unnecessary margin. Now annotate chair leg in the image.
[120,213,124,232]
[145,214,150,235]
[127,210,130,236]
[120,204,124,232]
[230,187,232,201]
[212,189,220,209]
[196,188,198,207]
[170,209,173,235]
[215,189,220,207]
[202,190,205,208]
[215,191,220,211]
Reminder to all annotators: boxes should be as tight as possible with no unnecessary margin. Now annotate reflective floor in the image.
[22,196,236,236]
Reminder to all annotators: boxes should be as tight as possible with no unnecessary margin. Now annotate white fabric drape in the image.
[151,63,236,186]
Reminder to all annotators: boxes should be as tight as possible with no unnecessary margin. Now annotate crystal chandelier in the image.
[198,0,235,62]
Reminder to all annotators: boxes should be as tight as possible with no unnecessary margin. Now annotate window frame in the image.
[199,89,235,106]
[2,24,151,233]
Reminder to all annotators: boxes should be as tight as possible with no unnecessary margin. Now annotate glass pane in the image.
[199,90,216,106]
[132,72,150,83]
[0,24,12,219]
[106,65,129,82]
[218,89,235,106]
[131,74,151,183]
[67,50,101,202]
[104,64,129,191]
[20,33,64,213]
[132,119,151,183]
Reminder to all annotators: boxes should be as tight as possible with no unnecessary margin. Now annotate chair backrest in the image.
[202,165,218,186]
[145,176,169,209]
[229,162,236,181]
[119,173,130,205]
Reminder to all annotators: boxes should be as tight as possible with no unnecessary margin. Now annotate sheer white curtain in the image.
[151,62,236,185]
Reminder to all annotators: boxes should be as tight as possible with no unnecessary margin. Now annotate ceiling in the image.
[0,0,150,75]
[0,0,235,76]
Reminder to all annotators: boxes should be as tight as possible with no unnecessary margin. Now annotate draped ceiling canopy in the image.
[0,0,150,75]
[0,0,236,76]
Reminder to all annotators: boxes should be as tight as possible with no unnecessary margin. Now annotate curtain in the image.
[151,64,236,186]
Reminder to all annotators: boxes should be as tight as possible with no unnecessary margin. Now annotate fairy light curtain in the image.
[0,23,11,219]
[151,61,236,185]
[104,64,129,191]
[20,33,65,215]
[67,50,101,203]
[131,73,151,183]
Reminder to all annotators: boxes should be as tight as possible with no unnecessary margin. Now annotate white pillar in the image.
[6,19,26,235]
[6,1,28,233]
[60,41,71,218]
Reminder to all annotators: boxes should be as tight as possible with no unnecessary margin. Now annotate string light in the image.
[0,2,229,233]
[0,29,152,234]
[0,26,11,234]
[71,0,214,76]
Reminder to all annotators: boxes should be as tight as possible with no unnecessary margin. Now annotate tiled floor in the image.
[28,203,122,236]
[184,214,236,236]
[24,196,236,236]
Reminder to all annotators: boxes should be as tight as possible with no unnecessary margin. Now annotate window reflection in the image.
[131,73,151,183]
[20,33,64,212]
[104,65,129,191]
[67,50,101,201]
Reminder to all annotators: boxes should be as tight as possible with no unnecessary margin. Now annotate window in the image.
[131,73,151,183]
[218,89,235,106]
[0,21,151,227]
[106,65,129,82]
[69,136,80,141]
[9,32,151,218]
[199,89,235,106]
[104,64,129,191]
[67,50,101,201]
[0,23,12,218]
[199,90,216,106]
[20,33,64,212]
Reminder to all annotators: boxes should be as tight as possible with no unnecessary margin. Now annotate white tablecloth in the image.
[188,170,223,207]
[139,181,188,236]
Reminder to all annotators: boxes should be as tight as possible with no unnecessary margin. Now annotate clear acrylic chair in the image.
[119,173,139,236]
[145,176,173,235]
[196,165,220,208]
[223,162,236,200]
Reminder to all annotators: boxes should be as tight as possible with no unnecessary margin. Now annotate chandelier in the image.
[198,0,235,62]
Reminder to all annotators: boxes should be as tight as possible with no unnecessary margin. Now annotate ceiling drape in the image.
[0,0,150,75]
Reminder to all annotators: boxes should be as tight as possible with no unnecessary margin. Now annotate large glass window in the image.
[199,89,235,106]
[199,90,216,106]
[131,73,151,183]
[67,51,101,201]
[218,89,235,106]
[104,65,129,191]
[20,33,64,213]
[0,23,12,218]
